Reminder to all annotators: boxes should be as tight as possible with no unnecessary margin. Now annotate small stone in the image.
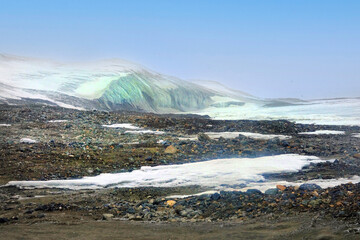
[164,145,177,154]
[246,189,262,194]
[198,133,211,142]
[276,185,286,191]
[210,193,221,200]
[0,218,9,223]
[353,153,360,159]
[166,200,176,207]
[102,213,114,220]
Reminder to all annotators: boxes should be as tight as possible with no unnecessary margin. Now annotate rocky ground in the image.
[1,104,360,239]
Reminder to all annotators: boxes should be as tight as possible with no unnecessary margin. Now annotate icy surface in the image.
[298,130,345,135]
[192,98,360,126]
[20,138,38,144]
[6,154,327,190]
[0,123,11,127]
[205,132,291,140]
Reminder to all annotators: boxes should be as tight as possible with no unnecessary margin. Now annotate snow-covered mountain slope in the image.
[0,54,236,112]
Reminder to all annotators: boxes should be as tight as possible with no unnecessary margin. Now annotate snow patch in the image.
[103,123,164,134]
[352,133,360,138]
[6,154,327,190]
[125,130,165,135]
[0,124,11,127]
[178,136,198,141]
[20,138,38,144]
[298,130,345,135]
[48,120,68,123]
[205,132,291,140]
[102,123,140,129]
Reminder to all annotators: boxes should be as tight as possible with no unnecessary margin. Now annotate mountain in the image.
[0,54,256,112]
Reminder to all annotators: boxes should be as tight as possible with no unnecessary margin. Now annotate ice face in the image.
[0,55,216,112]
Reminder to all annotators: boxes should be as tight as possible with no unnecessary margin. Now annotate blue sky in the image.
[0,0,359,99]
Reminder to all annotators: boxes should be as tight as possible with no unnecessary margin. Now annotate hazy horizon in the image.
[1,0,359,99]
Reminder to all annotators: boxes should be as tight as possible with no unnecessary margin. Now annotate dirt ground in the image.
[1,213,357,240]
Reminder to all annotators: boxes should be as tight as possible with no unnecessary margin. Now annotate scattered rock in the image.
[276,185,287,191]
[265,188,279,195]
[102,213,114,220]
[0,218,9,223]
[164,145,177,154]
[198,133,211,142]
[299,184,322,191]
[246,189,262,194]
[210,193,221,200]
[166,200,176,207]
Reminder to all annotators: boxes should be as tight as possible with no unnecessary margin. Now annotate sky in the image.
[0,0,359,99]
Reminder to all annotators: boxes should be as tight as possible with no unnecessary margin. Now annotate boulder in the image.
[299,183,321,191]
[102,213,114,220]
[265,188,279,195]
[198,133,211,142]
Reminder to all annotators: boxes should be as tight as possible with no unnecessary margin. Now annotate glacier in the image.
[0,54,227,112]
[1,54,360,125]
